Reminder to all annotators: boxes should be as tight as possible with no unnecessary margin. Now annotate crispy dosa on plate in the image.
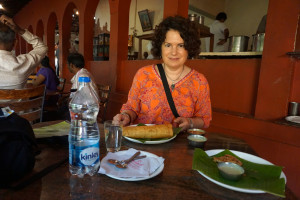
[122,124,173,139]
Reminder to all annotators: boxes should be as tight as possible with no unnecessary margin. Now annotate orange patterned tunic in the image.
[121,65,212,128]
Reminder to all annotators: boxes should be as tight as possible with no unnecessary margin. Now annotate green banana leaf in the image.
[192,148,285,197]
[128,123,181,143]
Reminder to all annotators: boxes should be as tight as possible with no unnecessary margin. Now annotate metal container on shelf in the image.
[199,16,205,25]
[188,14,200,23]
[252,33,265,52]
[228,35,249,52]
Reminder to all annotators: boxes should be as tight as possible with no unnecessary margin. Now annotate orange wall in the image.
[255,0,300,119]
[291,60,300,102]
[14,0,300,197]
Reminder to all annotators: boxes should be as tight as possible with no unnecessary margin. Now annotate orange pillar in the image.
[255,0,300,120]
[81,0,100,64]
[163,0,189,18]
[109,0,131,91]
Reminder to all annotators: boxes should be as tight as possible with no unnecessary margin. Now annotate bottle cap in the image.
[78,77,91,82]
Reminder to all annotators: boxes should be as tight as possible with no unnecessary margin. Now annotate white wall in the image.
[225,0,269,50]
[129,0,164,56]
[190,0,268,51]
[189,0,226,16]
[94,0,111,31]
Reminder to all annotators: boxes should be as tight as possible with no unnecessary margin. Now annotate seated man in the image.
[67,53,99,101]
[0,15,48,89]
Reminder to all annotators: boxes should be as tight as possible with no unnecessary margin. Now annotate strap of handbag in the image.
[157,63,180,118]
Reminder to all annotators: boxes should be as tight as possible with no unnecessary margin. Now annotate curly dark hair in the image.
[152,15,200,58]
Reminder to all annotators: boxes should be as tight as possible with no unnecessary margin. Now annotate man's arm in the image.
[217,28,229,45]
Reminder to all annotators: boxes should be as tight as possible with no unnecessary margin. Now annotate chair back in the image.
[57,78,66,92]
[97,84,111,122]
[0,85,46,124]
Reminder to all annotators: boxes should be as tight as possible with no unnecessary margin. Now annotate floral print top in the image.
[121,65,212,128]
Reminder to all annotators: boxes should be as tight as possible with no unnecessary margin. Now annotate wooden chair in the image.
[43,77,68,113]
[0,85,46,124]
[97,84,111,123]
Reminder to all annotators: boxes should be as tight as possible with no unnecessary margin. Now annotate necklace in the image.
[163,64,185,91]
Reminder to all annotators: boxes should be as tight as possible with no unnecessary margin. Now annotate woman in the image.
[113,16,211,131]
[32,56,59,92]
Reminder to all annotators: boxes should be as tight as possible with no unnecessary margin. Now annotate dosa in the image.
[122,124,173,139]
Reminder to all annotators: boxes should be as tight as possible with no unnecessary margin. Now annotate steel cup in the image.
[288,102,299,116]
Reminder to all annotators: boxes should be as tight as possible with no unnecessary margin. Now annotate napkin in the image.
[99,148,164,178]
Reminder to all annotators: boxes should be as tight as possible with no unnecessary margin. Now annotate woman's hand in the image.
[113,113,130,126]
[173,117,191,131]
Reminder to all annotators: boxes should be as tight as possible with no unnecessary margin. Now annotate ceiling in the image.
[0,0,78,33]
[0,0,32,17]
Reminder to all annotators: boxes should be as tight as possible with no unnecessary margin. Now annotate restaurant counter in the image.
[198,51,262,59]
[0,121,296,200]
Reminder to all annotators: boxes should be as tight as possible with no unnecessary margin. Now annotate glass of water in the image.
[104,120,122,152]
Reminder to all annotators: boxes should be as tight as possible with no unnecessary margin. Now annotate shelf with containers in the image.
[93,33,110,61]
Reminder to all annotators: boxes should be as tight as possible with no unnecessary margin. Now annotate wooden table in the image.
[0,121,296,200]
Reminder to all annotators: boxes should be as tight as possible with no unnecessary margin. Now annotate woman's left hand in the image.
[173,117,190,131]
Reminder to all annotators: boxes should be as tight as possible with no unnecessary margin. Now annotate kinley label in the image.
[80,147,99,165]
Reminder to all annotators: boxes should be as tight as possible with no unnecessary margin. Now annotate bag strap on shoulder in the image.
[157,64,180,118]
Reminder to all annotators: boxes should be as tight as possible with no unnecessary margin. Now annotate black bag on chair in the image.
[0,112,39,187]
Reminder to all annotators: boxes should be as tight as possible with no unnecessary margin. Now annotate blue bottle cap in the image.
[78,77,91,82]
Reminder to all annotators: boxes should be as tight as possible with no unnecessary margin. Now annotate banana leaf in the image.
[192,148,285,197]
[128,123,181,143]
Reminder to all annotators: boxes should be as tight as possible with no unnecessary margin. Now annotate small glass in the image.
[104,120,122,152]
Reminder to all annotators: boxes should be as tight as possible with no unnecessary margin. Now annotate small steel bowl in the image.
[187,128,206,136]
[187,135,207,148]
[217,162,245,181]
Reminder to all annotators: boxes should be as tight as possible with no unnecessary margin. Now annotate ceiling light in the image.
[76,11,79,15]
[0,4,4,9]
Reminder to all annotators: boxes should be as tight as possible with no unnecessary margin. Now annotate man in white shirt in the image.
[0,15,48,89]
[209,12,229,52]
[67,53,99,101]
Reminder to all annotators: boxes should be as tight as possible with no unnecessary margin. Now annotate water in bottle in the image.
[69,77,100,177]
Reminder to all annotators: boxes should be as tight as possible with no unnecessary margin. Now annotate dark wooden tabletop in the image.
[0,121,296,200]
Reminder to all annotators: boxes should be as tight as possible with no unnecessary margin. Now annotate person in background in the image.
[69,38,79,53]
[209,12,229,52]
[32,56,59,93]
[113,16,212,131]
[67,52,99,101]
[257,14,267,34]
[55,42,60,76]
[146,41,154,59]
[0,15,48,89]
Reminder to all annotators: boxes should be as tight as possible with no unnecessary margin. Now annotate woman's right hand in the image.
[113,113,130,126]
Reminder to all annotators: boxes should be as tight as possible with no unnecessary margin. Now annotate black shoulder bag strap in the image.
[157,63,180,118]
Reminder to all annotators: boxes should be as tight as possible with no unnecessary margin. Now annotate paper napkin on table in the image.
[99,148,164,178]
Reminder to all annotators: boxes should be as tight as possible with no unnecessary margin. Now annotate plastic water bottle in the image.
[69,77,100,177]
